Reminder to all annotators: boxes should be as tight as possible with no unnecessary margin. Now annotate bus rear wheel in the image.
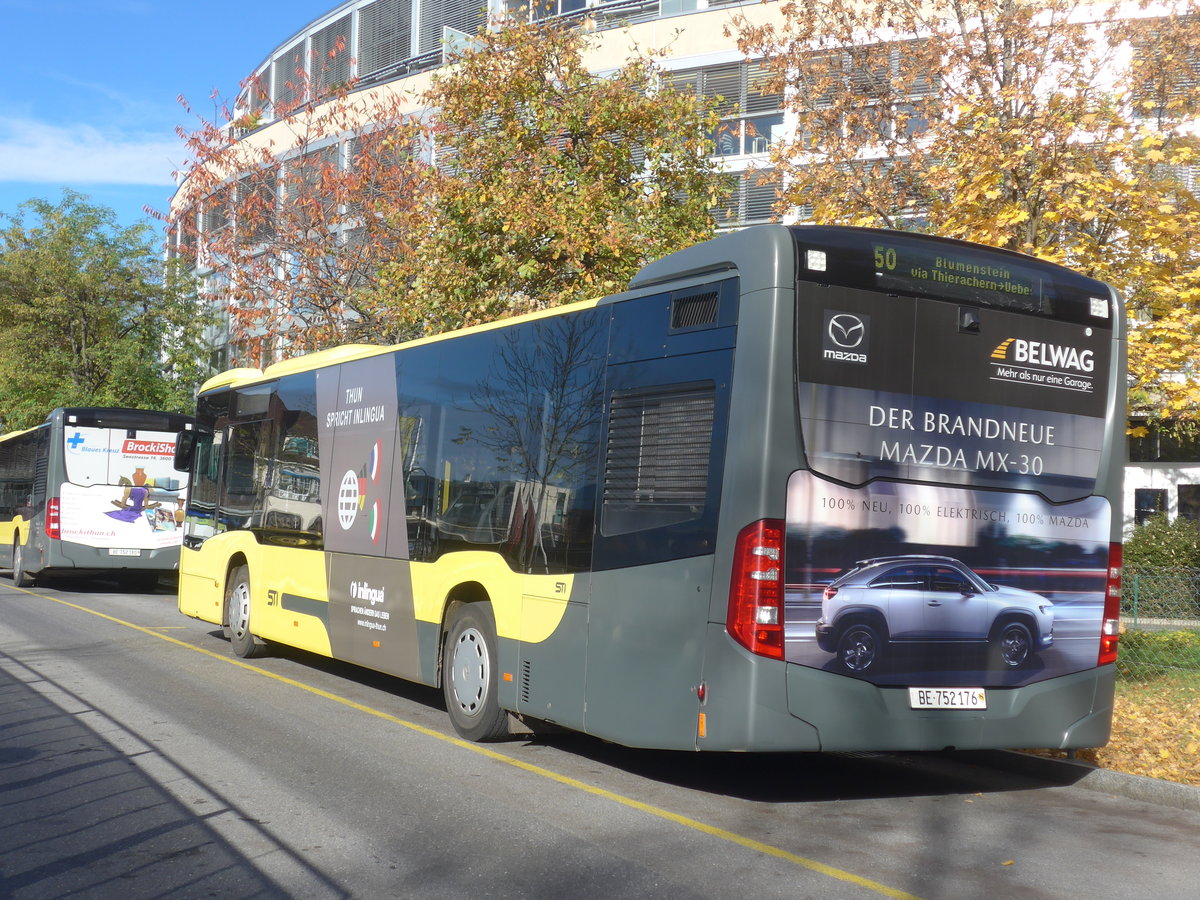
[224,565,268,659]
[837,622,880,674]
[12,540,33,588]
[442,604,509,742]
[993,621,1033,669]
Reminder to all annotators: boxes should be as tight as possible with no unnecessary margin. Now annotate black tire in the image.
[442,603,509,742]
[837,622,881,674]
[224,565,268,658]
[994,621,1033,669]
[12,540,34,588]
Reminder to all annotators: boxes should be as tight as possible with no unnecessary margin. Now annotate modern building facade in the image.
[168,0,1200,534]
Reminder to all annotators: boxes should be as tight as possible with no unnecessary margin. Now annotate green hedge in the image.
[1117,628,1200,680]
[1124,514,1200,569]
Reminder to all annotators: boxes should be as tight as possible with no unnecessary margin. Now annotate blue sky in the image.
[0,0,338,234]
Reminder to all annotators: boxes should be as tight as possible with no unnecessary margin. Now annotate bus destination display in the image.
[871,239,1046,314]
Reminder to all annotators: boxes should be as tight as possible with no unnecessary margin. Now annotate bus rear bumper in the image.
[698,626,1114,752]
[782,662,1115,752]
[42,540,181,575]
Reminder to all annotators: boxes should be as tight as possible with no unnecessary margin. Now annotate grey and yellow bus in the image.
[173,225,1125,751]
[2,407,192,588]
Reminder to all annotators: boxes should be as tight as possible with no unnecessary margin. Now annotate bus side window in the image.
[263,373,322,546]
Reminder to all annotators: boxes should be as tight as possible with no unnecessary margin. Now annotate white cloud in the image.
[0,117,179,186]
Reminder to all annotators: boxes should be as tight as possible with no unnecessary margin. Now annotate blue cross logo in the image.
[67,431,85,451]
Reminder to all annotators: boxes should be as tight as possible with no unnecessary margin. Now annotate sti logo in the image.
[822,311,869,364]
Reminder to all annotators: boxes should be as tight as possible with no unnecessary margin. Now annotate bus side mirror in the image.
[174,430,197,472]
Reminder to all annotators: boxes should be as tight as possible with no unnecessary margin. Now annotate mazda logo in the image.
[828,314,865,349]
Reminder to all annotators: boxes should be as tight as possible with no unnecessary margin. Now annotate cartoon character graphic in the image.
[106,467,161,523]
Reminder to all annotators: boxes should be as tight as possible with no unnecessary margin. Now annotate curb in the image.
[1006,751,1200,813]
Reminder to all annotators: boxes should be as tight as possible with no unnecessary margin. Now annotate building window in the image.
[272,41,308,113]
[1135,488,1168,524]
[1128,419,1200,463]
[359,0,413,78]
[311,14,352,96]
[714,169,780,227]
[668,61,785,157]
[419,0,488,56]
[1178,485,1200,522]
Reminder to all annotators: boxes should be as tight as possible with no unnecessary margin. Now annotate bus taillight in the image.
[1098,542,1122,666]
[727,519,785,660]
[45,497,61,540]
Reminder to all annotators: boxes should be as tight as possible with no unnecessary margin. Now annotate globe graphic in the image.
[337,469,360,530]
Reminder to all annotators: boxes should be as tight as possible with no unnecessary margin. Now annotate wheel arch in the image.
[988,609,1039,642]
[438,580,493,688]
[832,606,890,642]
[223,552,250,595]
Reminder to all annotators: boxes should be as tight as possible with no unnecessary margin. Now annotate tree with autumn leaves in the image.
[173,86,427,359]
[171,17,726,363]
[734,0,1200,428]
[174,3,1200,428]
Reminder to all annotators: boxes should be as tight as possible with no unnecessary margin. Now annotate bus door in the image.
[585,282,737,748]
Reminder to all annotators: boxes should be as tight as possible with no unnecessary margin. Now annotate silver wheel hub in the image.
[229,582,251,640]
[449,626,488,717]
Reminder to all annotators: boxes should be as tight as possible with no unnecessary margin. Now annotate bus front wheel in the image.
[12,540,33,588]
[224,565,268,659]
[442,603,509,742]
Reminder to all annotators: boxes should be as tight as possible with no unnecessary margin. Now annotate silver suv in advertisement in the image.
[815,556,1054,674]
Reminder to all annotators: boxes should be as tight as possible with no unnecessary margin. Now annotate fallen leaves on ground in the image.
[1031,678,1200,786]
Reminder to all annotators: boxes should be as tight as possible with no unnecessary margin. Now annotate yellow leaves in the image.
[1089,681,1200,787]
[996,207,1031,227]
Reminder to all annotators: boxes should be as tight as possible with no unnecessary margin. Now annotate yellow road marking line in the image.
[21,586,921,900]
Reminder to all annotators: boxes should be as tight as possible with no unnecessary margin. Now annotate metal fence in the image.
[1119,567,1200,680]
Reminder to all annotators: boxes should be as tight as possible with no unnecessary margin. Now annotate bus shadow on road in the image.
[236,640,1091,806]
[18,572,177,596]
[511,729,1093,803]
[0,656,348,899]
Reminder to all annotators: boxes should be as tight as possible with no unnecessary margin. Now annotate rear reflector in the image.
[727,519,785,660]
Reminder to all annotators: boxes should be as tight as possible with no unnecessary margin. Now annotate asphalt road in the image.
[2,575,1199,899]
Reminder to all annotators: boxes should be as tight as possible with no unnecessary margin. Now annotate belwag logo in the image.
[991,338,1094,374]
[822,311,870,364]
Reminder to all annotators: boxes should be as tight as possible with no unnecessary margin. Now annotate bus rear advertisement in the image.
[174,225,1125,752]
[2,407,193,588]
